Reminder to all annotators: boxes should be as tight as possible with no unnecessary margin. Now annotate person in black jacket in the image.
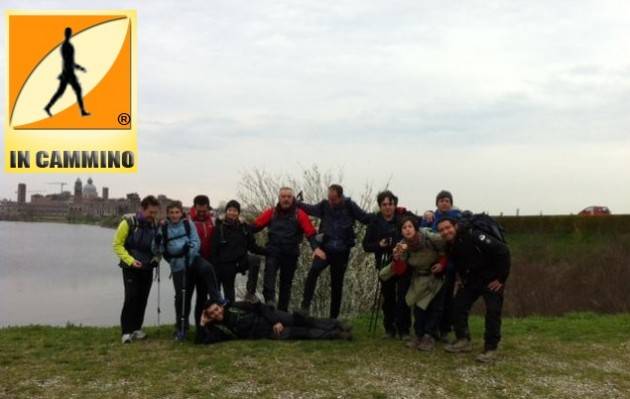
[362,190,416,340]
[210,200,267,304]
[298,184,372,318]
[198,300,353,343]
[437,218,511,363]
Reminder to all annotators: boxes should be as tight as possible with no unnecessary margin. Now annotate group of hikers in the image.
[112,186,511,363]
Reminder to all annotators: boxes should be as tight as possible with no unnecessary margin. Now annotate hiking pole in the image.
[177,263,187,342]
[155,265,161,336]
[368,278,380,335]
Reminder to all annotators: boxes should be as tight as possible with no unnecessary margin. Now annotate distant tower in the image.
[102,187,109,200]
[17,183,26,204]
[74,178,83,203]
[83,177,98,200]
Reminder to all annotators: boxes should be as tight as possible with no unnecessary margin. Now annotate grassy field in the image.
[2,313,630,399]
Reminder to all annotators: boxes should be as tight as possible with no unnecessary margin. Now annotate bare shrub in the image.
[236,166,381,318]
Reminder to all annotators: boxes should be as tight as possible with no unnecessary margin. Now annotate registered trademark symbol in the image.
[118,113,131,125]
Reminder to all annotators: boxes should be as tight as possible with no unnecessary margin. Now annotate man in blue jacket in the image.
[298,184,372,318]
[420,190,463,342]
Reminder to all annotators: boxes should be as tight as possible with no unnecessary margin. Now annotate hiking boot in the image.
[244,292,259,303]
[444,338,473,353]
[131,330,147,340]
[476,349,498,363]
[406,337,422,349]
[121,334,132,344]
[417,334,436,352]
[400,333,411,342]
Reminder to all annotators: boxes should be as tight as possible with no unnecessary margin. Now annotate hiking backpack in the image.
[459,211,507,243]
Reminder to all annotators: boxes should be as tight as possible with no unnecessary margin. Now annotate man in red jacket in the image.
[187,195,217,331]
[253,187,325,311]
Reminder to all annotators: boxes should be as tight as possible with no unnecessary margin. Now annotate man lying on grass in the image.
[199,300,353,344]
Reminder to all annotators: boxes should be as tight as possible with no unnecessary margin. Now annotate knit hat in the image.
[435,190,453,206]
[225,200,241,213]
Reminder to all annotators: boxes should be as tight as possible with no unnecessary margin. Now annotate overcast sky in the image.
[1,0,629,215]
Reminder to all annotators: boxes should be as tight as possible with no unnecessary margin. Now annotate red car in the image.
[578,206,611,216]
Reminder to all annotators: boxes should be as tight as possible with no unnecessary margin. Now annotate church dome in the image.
[83,177,98,199]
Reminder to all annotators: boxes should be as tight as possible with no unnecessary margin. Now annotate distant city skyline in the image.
[2,1,629,215]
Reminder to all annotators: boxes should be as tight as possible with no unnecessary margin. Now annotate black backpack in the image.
[160,219,192,261]
[459,211,507,243]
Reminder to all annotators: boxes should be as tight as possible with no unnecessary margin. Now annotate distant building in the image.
[17,183,26,204]
[0,179,177,222]
[74,178,82,203]
[83,177,98,200]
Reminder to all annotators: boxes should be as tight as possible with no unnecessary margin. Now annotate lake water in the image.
[0,221,244,327]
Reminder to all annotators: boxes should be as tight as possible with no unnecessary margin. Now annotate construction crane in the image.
[47,182,68,193]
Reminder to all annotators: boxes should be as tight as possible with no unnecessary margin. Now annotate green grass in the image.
[2,314,630,398]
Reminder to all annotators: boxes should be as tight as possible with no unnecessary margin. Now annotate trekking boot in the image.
[417,334,436,352]
[121,334,132,344]
[131,330,147,340]
[244,292,259,303]
[444,338,473,353]
[476,349,498,363]
[406,336,422,349]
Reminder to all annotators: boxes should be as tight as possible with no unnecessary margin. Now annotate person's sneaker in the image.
[406,337,422,349]
[131,330,147,340]
[476,349,498,363]
[444,338,473,353]
[417,334,436,352]
[244,292,259,303]
[121,334,132,344]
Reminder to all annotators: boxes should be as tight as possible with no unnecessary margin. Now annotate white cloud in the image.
[1,0,629,213]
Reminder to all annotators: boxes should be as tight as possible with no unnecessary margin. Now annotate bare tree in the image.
[236,165,383,317]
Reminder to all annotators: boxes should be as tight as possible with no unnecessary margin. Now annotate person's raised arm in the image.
[251,208,273,233]
[296,200,324,218]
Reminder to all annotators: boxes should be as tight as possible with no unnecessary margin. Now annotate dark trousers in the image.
[172,256,221,331]
[301,250,350,318]
[120,267,153,335]
[381,273,411,336]
[275,311,344,340]
[246,255,261,295]
[439,266,457,336]
[46,74,86,112]
[263,254,299,311]
[453,281,504,350]
[216,264,237,304]
[414,285,446,339]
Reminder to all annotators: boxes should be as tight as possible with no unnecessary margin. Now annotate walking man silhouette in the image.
[44,27,90,117]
